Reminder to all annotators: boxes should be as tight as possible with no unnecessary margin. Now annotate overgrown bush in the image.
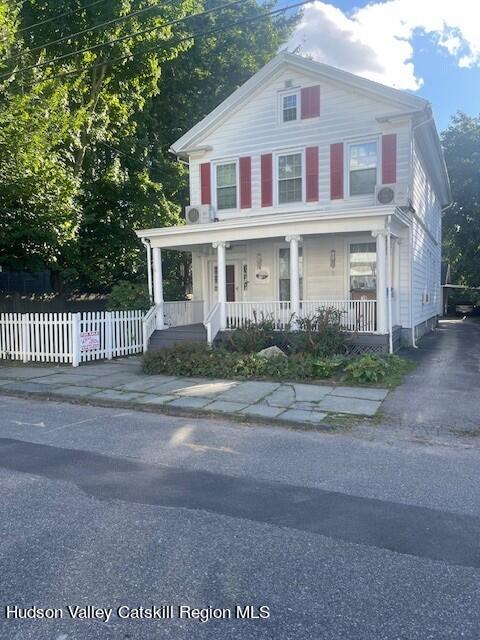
[227,311,280,353]
[344,354,411,384]
[143,343,413,386]
[226,307,345,357]
[311,355,346,378]
[107,281,150,311]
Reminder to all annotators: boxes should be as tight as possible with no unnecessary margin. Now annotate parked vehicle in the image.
[455,302,474,316]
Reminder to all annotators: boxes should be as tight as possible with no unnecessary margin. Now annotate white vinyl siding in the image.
[188,67,410,216]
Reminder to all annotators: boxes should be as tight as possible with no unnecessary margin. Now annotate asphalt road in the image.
[0,393,479,640]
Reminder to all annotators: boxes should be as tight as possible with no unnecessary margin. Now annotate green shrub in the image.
[312,355,346,378]
[107,281,150,311]
[291,307,345,357]
[227,312,282,353]
[143,344,412,386]
[344,354,391,383]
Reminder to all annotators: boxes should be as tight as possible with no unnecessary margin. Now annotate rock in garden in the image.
[257,346,287,359]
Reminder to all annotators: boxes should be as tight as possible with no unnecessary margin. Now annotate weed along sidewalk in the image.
[0,358,389,426]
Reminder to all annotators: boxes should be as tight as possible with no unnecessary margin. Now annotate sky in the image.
[283,0,480,131]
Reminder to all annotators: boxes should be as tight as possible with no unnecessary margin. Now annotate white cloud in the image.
[287,0,480,90]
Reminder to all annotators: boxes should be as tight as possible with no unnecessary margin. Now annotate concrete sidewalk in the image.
[0,358,388,426]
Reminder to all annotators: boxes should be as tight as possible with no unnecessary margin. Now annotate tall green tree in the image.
[69,0,297,292]
[442,113,480,287]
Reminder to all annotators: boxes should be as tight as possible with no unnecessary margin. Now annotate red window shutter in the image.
[301,85,320,119]
[239,156,252,209]
[261,153,273,207]
[305,146,319,202]
[382,134,397,184]
[200,162,211,205]
[330,143,344,200]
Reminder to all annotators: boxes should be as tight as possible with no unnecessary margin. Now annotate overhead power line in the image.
[13,0,180,60]
[18,0,109,34]
[18,0,308,86]
[0,0,247,79]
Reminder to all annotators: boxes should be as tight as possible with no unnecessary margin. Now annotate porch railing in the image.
[205,303,221,345]
[300,300,377,333]
[224,300,377,333]
[226,301,292,330]
[163,300,204,327]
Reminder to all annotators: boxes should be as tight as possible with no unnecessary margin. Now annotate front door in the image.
[226,264,236,302]
[210,263,237,309]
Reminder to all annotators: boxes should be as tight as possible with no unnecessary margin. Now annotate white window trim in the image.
[275,241,304,301]
[345,137,382,201]
[274,148,305,207]
[344,237,378,300]
[213,158,239,212]
[278,88,300,124]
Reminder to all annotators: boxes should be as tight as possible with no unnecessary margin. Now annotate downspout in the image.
[386,219,393,353]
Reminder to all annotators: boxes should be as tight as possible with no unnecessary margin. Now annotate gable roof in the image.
[170,51,429,155]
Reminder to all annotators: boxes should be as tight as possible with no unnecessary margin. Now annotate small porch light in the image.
[330,249,336,269]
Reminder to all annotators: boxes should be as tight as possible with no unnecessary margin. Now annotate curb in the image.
[0,387,341,434]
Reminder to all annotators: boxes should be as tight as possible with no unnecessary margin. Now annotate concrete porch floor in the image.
[0,358,388,425]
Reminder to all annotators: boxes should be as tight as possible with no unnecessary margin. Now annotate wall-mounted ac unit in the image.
[185,205,215,225]
[375,183,409,207]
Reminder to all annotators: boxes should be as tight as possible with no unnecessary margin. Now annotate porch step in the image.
[148,324,207,351]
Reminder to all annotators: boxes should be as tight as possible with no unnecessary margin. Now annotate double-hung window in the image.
[279,247,303,301]
[349,141,378,196]
[278,153,302,204]
[281,93,298,122]
[216,162,237,210]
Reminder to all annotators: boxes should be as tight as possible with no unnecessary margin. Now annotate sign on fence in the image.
[0,310,145,367]
[80,330,100,351]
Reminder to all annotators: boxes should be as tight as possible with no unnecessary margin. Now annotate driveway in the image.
[383,318,480,435]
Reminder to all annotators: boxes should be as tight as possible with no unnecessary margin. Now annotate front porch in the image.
[138,208,406,353]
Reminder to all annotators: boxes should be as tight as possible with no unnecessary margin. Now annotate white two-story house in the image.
[138,52,451,352]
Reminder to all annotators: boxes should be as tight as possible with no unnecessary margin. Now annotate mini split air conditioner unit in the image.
[375,183,410,207]
[185,205,215,225]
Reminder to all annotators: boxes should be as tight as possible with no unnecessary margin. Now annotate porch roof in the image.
[137,206,406,250]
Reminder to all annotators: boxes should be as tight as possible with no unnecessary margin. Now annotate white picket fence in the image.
[0,311,145,367]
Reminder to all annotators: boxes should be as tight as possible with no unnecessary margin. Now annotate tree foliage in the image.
[442,113,480,287]
[0,0,297,294]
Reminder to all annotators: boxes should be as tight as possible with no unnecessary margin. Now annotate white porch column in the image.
[393,238,401,325]
[213,241,227,330]
[373,231,388,334]
[152,247,165,330]
[143,239,153,305]
[286,234,301,325]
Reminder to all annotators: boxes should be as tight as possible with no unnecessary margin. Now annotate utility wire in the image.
[0,0,247,79]
[18,0,109,34]
[18,0,307,86]
[12,0,180,61]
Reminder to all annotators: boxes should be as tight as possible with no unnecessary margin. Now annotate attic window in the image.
[281,92,298,122]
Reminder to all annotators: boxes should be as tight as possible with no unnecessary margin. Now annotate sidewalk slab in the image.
[241,404,285,419]
[54,385,102,397]
[136,394,176,405]
[206,400,249,413]
[0,360,389,426]
[292,383,333,402]
[169,397,212,409]
[329,386,389,401]
[318,395,381,417]
[218,381,280,404]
